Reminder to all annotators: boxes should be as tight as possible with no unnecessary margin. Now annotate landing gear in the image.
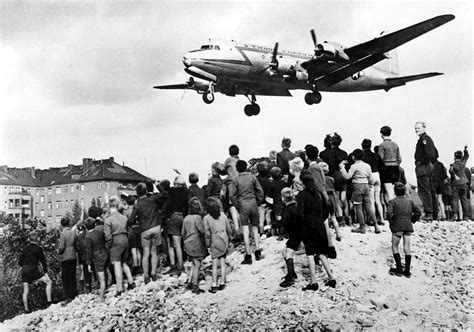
[202,82,215,104]
[304,91,322,105]
[244,94,260,116]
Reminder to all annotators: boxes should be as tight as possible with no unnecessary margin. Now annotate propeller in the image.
[310,29,325,57]
[269,42,279,71]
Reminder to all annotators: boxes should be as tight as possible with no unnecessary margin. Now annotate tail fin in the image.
[374,31,400,75]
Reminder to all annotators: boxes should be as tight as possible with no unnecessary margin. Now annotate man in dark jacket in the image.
[414,121,439,221]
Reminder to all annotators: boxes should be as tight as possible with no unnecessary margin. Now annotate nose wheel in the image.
[202,82,215,104]
[304,91,322,105]
[244,93,260,116]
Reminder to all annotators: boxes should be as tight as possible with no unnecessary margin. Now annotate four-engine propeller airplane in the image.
[154,15,454,116]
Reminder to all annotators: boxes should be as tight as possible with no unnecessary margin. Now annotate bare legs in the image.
[22,274,52,312]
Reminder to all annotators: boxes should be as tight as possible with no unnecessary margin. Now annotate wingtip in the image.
[438,14,455,22]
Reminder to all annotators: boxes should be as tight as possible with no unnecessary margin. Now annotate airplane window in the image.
[200,45,211,50]
[214,45,220,50]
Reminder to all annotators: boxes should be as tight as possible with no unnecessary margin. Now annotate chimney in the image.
[109,157,114,163]
[31,167,36,178]
[83,158,93,170]
[68,164,74,170]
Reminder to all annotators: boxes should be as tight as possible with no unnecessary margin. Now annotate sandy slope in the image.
[1,221,472,331]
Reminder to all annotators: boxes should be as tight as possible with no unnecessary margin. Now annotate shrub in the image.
[0,216,64,322]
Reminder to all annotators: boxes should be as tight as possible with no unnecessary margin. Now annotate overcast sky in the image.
[1,1,472,185]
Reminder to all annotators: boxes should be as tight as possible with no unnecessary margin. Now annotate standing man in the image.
[414,121,439,221]
[277,137,296,181]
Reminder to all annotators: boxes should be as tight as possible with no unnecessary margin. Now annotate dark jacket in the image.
[268,179,289,215]
[128,192,166,232]
[205,175,223,198]
[85,229,108,266]
[166,187,192,216]
[450,149,469,185]
[189,184,205,205]
[415,133,438,165]
[319,147,348,176]
[281,201,300,235]
[363,149,381,172]
[58,228,78,262]
[229,172,264,207]
[387,197,422,233]
[19,243,47,272]
[277,148,296,176]
[432,160,448,183]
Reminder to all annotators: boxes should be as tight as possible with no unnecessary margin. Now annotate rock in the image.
[356,304,372,314]
[383,296,399,310]
[280,298,289,305]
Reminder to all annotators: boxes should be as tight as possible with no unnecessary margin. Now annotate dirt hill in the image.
[1,220,472,331]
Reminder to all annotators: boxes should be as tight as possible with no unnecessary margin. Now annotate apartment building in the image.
[0,157,148,228]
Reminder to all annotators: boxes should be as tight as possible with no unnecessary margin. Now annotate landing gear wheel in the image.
[203,91,215,104]
[305,92,322,105]
[244,104,260,116]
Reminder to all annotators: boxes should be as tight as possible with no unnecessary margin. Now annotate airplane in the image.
[154,15,454,116]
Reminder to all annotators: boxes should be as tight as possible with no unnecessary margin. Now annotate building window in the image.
[65,186,69,194]
[80,198,85,207]
[9,200,14,208]
[48,188,52,195]
[55,187,61,195]
[16,187,21,193]
[65,200,69,208]
[48,216,52,223]
[35,203,39,210]
[98,196,103,206]
[55,216,61,224]
[40,210,45,217]
[55,201,62,209]
[40,196,45,203]
[81,184,84,191]
[70,185,74,193]
[106,182,110,189]
[98,182,102,189]
[9,187,13,194]
[35,189,39,196]
[48,202,52,210]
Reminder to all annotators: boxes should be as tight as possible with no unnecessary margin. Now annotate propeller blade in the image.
[272,42,279,62]
[310,29,317,47]
[153,84,188,90]
[269,42,279,71]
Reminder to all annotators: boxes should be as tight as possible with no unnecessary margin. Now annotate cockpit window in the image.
[200,45,220,50]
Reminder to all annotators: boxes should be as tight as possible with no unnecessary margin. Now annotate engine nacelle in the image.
[316,42,349,61]
[276,57,296,75]
[295,71,308,81]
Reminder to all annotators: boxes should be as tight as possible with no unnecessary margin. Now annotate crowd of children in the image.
[18,130,472,311]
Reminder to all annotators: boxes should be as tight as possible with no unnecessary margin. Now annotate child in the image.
[181,197,208,294]
[204,197,232,293]
[205,162,224,199]
[449,146,469,221]
[58,216,78,303]
[19,233,53,312]
[256,161,272,236]
[279,187,300,287]
[84,217,108,302]
[297,169,336,290]
[319,162,342,241]
[268,167,289,240]
[442,179,454,220]
[229,160,264,264]
[387,182,422,277]
[188,172,205,206]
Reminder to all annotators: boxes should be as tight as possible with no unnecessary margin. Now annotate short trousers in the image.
[238,199,259,227]
[128,226,141,249]
[109,239,130,262]
[168,213,183,236]
[332,170,347,192]
[286,232,303,251]
[351,183,371,204]
[382,166,400,184]
[93,256,108,273]
[141,225,162,247]
[393,231,412,237]
[327,193,337,215]
[432,181,444,195]
[21,265,44,283]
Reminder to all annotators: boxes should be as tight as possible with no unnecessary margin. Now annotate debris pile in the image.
[1,221,472,330]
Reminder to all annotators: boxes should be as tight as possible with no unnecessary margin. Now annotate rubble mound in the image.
[1,221,472,330]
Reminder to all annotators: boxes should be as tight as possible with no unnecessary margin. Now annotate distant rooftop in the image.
[0,157,149,187]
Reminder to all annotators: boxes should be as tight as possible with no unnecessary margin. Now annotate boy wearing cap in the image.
[229,160,264,264]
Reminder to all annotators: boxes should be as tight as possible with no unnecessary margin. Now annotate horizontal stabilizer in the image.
[386,72,443,87]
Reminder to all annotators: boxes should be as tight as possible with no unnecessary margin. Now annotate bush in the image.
[0,216,64,322]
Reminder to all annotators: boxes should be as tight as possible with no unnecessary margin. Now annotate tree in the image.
[72,199,82,224]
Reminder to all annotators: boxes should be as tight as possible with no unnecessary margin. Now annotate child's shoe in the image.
[302,283,319,291]
[279,276,295,288]
[327,246,337,259]
[324,279,337,288]
[127,282,136,290]
[192,285,205,294]
[186,282,193,290]
[209,286,219,293]
[389,267,403,276]
[218,284,226,291]
[241,254,253,265]
[254,249,263,261]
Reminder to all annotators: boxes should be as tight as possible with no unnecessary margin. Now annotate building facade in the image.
[0,158,148,228]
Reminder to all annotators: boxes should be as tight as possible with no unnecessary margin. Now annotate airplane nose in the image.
[182,56,191,67]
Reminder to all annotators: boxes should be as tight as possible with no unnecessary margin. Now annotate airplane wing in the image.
[307,14,454,88]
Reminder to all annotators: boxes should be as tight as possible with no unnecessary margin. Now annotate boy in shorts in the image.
[105,196,135,295]
[340,149,381,234]
[387,182,422,277]
[229,160,264,264]
[84,217,108,301]
[19,233,53,312]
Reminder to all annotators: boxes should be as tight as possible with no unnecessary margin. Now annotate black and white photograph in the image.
[0,0,472,330]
